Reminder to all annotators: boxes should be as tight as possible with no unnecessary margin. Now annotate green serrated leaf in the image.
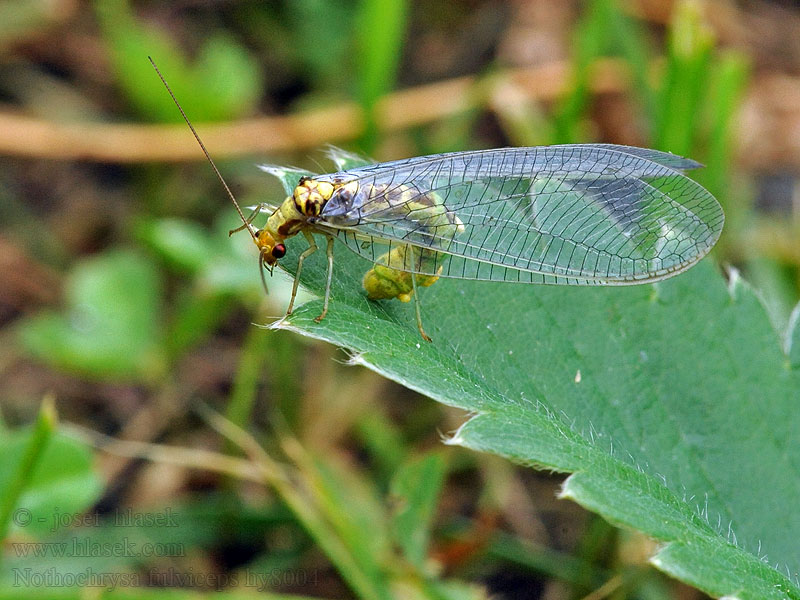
[257,225,800,599]
[787,302,800,369]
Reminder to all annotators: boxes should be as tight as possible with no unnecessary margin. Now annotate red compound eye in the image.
[272,244,286,259]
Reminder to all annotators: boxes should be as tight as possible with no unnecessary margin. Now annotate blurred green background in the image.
[0,0,798,598]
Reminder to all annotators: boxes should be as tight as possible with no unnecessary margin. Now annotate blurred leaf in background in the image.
[96,0,263,122]
[17,250,164,381]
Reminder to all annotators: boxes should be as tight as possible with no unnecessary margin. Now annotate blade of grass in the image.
[356,0,409,151]
[200,405,393,600]
[653,0,714,155]
[551,0,614,143]
[389,452,447,568]
[607,2,657,129]
[280,437,392,581]
[487,530,607,589]
[490,74,553,147]
[225,325,272,450]
[355,409,408,480]
[0,396,57,543]
[698,50,749,204]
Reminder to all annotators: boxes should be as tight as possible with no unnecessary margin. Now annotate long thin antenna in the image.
[148,56,257,241]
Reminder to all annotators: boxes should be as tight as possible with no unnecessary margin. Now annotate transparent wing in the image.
[315,144,723,285]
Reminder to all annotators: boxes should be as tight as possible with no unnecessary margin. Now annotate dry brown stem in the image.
[0,57,799,171]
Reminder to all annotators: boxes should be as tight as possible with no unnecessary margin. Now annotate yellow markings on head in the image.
[255,228,286,265]
[292,177,334,217]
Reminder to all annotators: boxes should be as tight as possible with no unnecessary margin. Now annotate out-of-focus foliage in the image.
[18,250,164,380]
[0,401,101,541]
[96,0,263,122]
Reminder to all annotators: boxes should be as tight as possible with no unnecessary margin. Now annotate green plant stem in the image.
[224,323,271,456]
[0,396,57,544]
